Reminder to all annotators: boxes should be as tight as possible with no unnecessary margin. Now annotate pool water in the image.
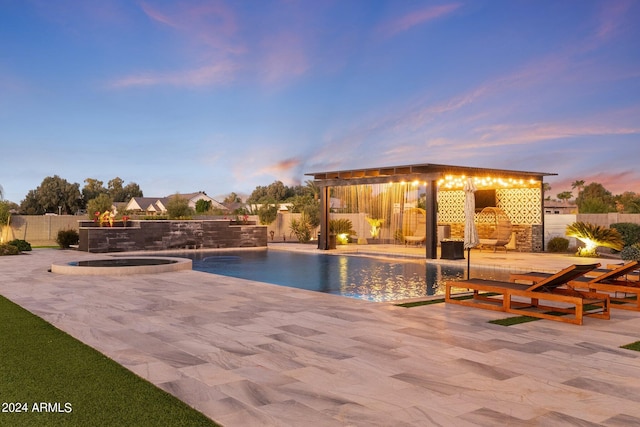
[187,250,509,302]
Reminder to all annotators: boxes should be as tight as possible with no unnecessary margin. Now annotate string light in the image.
[437,175,540,189]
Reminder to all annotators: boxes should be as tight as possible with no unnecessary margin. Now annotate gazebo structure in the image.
[306,163,556,259]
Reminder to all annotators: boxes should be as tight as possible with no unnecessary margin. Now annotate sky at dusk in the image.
[1,0,639,205]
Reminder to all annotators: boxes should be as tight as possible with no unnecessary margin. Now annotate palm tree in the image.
[571,180,585,199]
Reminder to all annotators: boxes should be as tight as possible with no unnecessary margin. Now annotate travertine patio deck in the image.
[1,247,639,426]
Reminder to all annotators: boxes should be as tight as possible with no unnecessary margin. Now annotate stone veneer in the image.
[78,220,267,253]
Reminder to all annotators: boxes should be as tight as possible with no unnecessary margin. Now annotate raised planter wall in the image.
[78,220,267,253]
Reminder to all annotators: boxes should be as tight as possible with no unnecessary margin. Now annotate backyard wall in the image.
[78,220,267,253]
[2,215,80,246]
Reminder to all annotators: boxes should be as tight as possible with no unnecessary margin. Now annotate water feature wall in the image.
[78,220,267,253]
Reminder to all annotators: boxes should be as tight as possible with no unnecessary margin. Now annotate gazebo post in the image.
[319,185,330,250]
[424,180,438,259]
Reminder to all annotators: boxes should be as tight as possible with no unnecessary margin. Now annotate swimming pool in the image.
[186,250,509,302]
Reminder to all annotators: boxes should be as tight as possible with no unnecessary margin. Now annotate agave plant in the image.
[566,221,624,257]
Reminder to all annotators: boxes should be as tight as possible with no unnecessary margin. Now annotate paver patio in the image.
[1,247,640,426]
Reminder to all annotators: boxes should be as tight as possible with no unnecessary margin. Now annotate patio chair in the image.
[510,261,640,311]
[445,263,610,325]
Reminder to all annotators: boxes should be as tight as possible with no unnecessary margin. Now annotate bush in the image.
[56,229,79,249]
[621,244,640,261]
[0,243,20,256]
[289,214,314,243]
[166,195,194,219]
[547,237,569,253]
[8,239,31,252]
[611,223,640,248]
[257,204,278,225]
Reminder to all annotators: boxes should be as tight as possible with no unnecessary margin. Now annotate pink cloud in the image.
[259,31,309,84]
[379,3,462,37]
[110,60,237,88]
[594,0,634,42]
[139,1,243,54]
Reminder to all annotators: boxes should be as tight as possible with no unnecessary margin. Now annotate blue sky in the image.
[1,0,639,204]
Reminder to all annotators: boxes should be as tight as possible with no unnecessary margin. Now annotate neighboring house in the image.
[124,192,228,215]
[544,200,578,214]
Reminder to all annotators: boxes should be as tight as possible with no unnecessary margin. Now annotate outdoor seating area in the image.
[476,207,513,252]
[510,261,640,312]
[445,263,611,325]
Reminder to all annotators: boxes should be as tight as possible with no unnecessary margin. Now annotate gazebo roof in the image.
[306,163,556,186]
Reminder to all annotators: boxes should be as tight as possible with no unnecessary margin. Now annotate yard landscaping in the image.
[0,296,219,427]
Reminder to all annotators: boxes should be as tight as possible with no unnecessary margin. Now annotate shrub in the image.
[8,239,31,252]
[621,244,640,261]
[611,223,640,248]
[329,219,356,245]
[289,214,314,243]
[547,237,569,253]
[56,229,79,249]
[257,204,278,225]
[166,195,194,219]
[566,221,623,257]
[0,243,20,256]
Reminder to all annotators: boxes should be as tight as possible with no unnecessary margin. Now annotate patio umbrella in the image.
[463,177,479,279]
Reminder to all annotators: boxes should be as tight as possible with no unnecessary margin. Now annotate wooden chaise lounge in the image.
[445,263,611,325]
[510,261,640,312]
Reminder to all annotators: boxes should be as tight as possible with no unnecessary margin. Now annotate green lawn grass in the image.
[0,295,219,427]
[620,341,640,352]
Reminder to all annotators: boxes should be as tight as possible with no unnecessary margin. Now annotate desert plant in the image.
[547,237,569,253]
[329,218,356,245]
[56,229,79,249]
[289,214,314,243]
[8,239,31,252]
[566,221,624,257]
[611,223,640,248]
[366,217,383,238]
[0,243,20,255]
[621,244,640,261]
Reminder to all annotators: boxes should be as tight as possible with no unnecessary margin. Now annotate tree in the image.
[87,194,114,219]
[82,178,107,204]
[0,200,11,226]
[0,184,3,200]
[576,182,615,213]
[557,191,572,202]
[571,180,585,196]
[166,195,193,219]
[615,192,640,213]
[20,175,81,215]
[223,192,242,204]
[247,181,293,204]
[106,177,142,202]
[542,183,551,200]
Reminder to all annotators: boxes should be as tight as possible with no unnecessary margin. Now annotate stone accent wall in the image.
[78,220,267,253]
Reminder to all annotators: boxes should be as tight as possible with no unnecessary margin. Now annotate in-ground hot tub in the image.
[51,256,192,276]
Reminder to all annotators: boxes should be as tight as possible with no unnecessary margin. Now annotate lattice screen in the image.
[437,188,542,224]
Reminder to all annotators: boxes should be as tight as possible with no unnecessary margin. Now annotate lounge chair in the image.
[445,263,610,325]
[510,261,640,311]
